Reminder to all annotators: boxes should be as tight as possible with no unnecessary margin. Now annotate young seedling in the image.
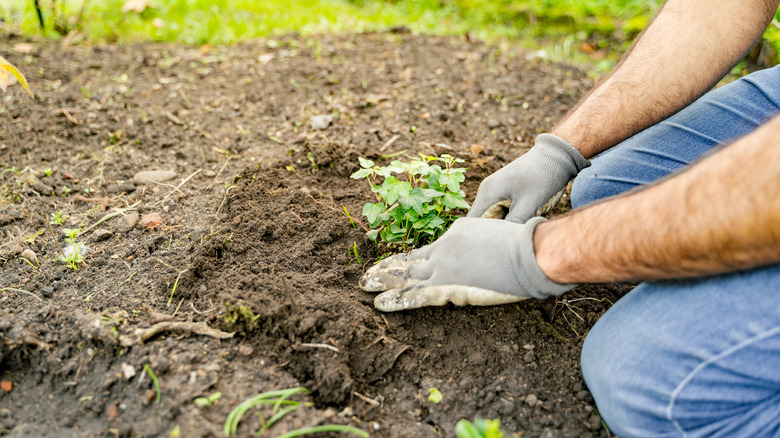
[61,228,85,270]
[350,154,470,251]
[194,392,222,407]
[143,364,161,404]
[455,418,504,438]
[428,387,443,403]
[50,210,67,225]
[223,387,368,437]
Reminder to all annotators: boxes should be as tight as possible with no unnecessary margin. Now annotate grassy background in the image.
[1,0,779,72]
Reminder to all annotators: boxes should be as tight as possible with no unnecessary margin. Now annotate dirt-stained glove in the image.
[468,134,590,222]
[360,217,576,312]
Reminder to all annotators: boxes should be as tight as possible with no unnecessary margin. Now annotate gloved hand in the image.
[468,134,590,222]
[360,217,576,312]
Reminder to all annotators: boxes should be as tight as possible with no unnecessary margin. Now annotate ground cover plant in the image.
[351,154,470,249]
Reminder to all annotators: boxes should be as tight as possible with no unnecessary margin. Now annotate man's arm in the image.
[552,0,780,158]
[535,114,780,283]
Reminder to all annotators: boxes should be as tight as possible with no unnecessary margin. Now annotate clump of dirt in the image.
[0,32,631,437]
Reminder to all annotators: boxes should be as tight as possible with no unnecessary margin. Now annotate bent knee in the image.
[570,166,635,209]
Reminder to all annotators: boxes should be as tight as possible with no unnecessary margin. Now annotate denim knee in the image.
[570,165,631,209]
[580,308,665,436]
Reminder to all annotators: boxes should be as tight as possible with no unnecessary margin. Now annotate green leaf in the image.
[383,176,410,205]
[442,193,471,210]
[427,215,446,230]
[420,188,445,199]
[350,168,373,179]
[428,388,443,404]
[455,420,480,438]
[366,229,380,240]
[439,172,465,192]
[358,157,374,168]
[399,187,430,216]
[412,217,431,230]
[389,221,407,235]
[362,202,385,225]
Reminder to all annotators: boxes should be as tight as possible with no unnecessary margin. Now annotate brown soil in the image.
[0,33,633,437]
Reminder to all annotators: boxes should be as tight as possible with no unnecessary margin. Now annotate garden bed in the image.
[0,33,631,437]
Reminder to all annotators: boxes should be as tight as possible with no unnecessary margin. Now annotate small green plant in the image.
[223,387,368,437]
[222,302,262,334]
[455,418,504,438]
[43,167,53,177]
[428,387,443,403]
[143,364,161,404]
[350,154,470,250]
[194,392,222,407]
[62,227,84,270]
[50,210,67,225]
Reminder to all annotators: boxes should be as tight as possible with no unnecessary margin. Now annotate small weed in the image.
[221,302,261,334]
[61,227,85,270]
[166,270,187,307]
[60,185,71,197]
[24,228,44,244]
[350,154,470,251]
[428,388,443,404]
[194,392,222,408]
[143,364,161,404]
[49,210,67,225]
[455,418,504,438]
[43,167,53,177]
[223,387,368,437]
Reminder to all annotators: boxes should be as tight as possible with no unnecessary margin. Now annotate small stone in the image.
[106,404,119,421]
[523,351,535,363]
[487,118,501,129]
[588,413,602,430]
[140,212,163,230]
[118,212,140,233]
[133,170,177,185]
[525,393,538,407]
[40,286,54,298]
[20,249,37,264]
[204,170,216,177]
[238,344,253,356]
[121,363,136,380]
[91,229,114,242]
[523,343,535,350]
[309,114,334,130]
[106,182,136,194]
[144,390,156,404]
[232,216,242,225]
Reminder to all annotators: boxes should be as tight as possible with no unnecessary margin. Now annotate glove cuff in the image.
[535,133,591,173]
[515,217,576,299]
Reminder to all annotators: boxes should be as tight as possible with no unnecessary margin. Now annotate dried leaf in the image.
[0,56,33,99]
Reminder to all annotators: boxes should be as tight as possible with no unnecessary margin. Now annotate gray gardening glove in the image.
[468,134,590,222]
[360,217,576,312]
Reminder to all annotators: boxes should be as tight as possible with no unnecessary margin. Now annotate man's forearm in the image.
[551,0,779,158]
[534,114,780,284]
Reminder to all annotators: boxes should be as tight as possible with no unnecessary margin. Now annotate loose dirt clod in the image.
[140,212,163,229]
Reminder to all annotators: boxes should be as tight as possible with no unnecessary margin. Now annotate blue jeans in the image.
[571,64,780,437]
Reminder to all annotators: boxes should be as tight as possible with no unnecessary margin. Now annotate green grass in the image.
[1,1,778,70]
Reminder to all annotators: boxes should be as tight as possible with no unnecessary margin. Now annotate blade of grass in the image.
[276,425,369,438]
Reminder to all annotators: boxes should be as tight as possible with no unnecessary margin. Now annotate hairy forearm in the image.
[535,114,780,284]
[551,0,779,158]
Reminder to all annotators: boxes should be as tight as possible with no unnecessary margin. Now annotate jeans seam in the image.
[666,325,780,436]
